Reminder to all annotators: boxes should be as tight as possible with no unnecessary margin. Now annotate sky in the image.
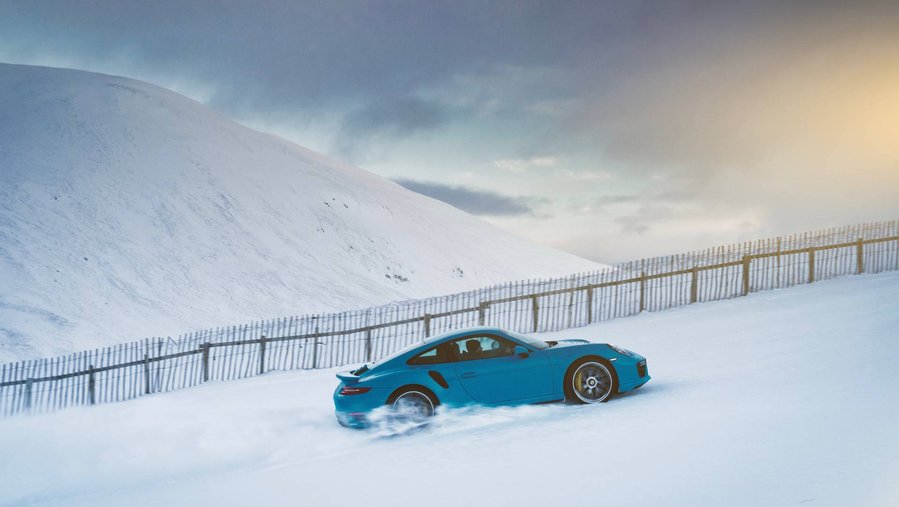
[1,0,898,263]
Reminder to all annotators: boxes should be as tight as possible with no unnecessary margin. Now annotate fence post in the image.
[586,287,594,324]
[24,377,33,412]
[201,343,210,382]
[639,272,646,312]
[566,277,575,328]
[312,319,320,369]
[690,267,699,304]
[531,296,539,333]
[742,255,751,295]
[478,302,488,326]
[87,366,96,405]
[143,353,151,394]
[808,248,816,283]
[857,238,864,274]
[776,237,782,287]
[423,314,432,338]
[259,335,267,375]
[365,328,373,363]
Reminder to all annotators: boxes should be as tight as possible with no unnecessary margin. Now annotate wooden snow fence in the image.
[2,220,898,416]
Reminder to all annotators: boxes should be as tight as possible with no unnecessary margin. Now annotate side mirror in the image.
[514,345,529,359]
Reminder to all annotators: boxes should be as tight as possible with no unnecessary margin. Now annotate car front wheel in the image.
[566,359,616,404]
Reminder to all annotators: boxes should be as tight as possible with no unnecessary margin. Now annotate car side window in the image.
[408,341,461,365]
[410,347,439,364]
[456,336,515,361]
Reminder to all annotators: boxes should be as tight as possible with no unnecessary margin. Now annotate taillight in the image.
[339,386,371,396]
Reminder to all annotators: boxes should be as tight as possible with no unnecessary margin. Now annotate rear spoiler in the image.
[336,364,370,383]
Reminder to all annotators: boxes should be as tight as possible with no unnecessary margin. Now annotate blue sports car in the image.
[333,326,650,428]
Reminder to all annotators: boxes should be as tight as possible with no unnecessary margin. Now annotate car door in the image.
[453,334,553,404]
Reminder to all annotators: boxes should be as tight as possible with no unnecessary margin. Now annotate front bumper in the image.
[614,353,651,392]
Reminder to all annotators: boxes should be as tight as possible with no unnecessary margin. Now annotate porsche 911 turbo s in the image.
[333,326,650,428]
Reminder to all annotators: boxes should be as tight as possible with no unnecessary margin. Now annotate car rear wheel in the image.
[387,387,437,422]
[566,359,616,404]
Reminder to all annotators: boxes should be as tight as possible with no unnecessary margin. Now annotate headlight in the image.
[609,344,634,357]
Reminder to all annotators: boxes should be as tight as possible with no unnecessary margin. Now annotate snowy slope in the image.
[0,272,896,507]
[0,64,601,362]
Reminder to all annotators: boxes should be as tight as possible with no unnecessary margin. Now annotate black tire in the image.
[386,385,439,420]
[564,357,618,404]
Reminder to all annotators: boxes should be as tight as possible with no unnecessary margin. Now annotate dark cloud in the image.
[334,96,450,160]
[393,179,539,216]
[0,1,613,107]
[0,0,672,156]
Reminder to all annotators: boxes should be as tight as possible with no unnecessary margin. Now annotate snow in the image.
[0,63,601,362]
[1,271,897,507]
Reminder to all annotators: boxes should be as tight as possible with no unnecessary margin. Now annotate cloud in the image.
[0,1,617,121]
[592,195,638,205]
[0,1,678,159]
[334,95,451,160]
[3,0,898,261]
[552,169,611,181]
[493,156,559,172]
[392,179,540,216]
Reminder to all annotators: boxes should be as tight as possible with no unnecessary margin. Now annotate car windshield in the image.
[507,330,549,350]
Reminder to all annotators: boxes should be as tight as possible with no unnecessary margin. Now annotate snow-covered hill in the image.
[0,64,601,362]
[1,272,896,507]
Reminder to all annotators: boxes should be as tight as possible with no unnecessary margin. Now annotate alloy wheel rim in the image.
[572,362,612,403]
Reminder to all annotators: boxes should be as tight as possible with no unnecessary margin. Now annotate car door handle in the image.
[460,372,479,379]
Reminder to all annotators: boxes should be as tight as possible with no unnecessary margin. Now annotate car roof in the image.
[370,327,514,368]
[421,326,509,345]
